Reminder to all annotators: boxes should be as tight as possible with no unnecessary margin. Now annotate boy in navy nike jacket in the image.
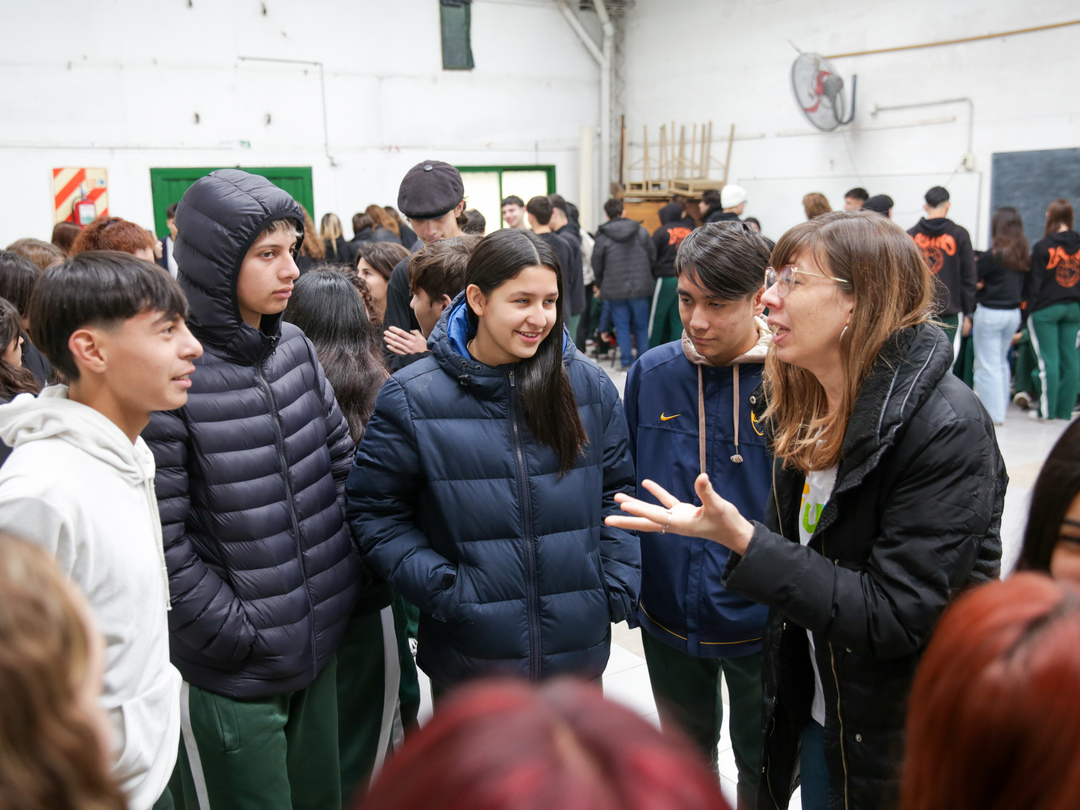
[624,222,772,810]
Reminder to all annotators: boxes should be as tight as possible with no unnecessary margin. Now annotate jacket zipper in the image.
[509,370,541,681]
[255,356,319,681]
[764,460,782,810]
[822,527,850,810]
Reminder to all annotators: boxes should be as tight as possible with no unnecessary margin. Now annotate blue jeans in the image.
[607,297,651,369]
[972,304,1021,424]
[800,721,829,810]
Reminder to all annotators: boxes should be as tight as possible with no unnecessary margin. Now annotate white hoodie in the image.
[0,386,180,810]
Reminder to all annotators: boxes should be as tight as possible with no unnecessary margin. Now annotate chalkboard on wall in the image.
[990,148,1080,251]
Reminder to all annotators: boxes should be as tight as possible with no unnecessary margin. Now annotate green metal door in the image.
[149,167,314,237]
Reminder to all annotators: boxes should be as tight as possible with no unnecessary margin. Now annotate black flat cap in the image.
[862,194,894,216]
[397,160,465,220]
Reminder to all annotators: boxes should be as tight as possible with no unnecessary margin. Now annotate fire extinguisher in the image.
[73,185,97,228]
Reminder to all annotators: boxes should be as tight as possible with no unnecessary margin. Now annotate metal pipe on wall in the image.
[594,1,615,224]
[555,0,612,228]
[579,126,595,234]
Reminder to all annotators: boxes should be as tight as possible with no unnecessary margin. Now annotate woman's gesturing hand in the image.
[605,473,755,555]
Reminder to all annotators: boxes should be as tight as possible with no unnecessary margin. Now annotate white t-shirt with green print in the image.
[798,465,837,727]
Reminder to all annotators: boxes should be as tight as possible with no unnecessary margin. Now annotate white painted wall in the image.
[0,0,603,246]
[621,0,1080,247]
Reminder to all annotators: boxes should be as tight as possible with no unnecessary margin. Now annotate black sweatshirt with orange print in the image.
[908,217,977,317]
[1024,230,1080,315]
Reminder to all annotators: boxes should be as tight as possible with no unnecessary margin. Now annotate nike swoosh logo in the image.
[660,413,681,421]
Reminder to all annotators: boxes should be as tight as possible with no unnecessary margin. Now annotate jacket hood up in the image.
[0,386,155,486]
[174,169,305,364]
[598,217,645,243]
[658,201,684,224]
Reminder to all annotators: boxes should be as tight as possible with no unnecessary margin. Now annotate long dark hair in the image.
[0,250,41,319]
[1017,418,1080,573]
[990,207,1029,272]
[282,268,387,442]
[466,230,588,474]
[0,297,39,400]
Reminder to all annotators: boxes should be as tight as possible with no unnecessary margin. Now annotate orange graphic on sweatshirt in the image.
[1046,247,1080,288]
[912,233,957,275]
[668,227,693,246]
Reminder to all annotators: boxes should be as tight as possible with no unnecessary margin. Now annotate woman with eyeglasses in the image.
[609,211,1006,810]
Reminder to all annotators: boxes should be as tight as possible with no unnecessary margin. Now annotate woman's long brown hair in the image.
[763,212,933,474]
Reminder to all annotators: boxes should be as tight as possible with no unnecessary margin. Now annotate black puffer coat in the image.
[143,170,360,700]
[592,217,657,301]
[723,323,1005,810]
[346,295,640,687]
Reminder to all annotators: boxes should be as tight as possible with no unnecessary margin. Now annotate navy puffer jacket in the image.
[143,170,360,700]
[345,295,640,687]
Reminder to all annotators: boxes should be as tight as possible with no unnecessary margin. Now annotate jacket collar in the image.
[681,316,771,368]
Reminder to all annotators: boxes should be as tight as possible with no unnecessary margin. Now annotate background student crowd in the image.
[0,162,1077,810]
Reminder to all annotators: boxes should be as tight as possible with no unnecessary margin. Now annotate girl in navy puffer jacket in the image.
[346,229,640,691]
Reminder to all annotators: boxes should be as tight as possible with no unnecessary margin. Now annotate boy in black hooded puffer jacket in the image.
[143,170,360,810]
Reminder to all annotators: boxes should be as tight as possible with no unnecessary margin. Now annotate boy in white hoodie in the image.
[0,250,203,810]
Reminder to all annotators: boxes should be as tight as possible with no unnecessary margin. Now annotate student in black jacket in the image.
[972,207,1028,424]
[381,161,467,372]
[648,202,695,348]
[1024,198,1080,421]
[611,212,1004,810]
[142,170,360,810]
[526,196,574,300]
[908,187,977,378]
[548,194,586,346]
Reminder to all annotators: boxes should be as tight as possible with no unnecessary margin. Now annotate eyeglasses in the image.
[764,265,849,298]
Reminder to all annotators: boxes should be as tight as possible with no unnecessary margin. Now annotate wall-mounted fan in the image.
[791,53,857,131]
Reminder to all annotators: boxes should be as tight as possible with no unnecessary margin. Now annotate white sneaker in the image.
[1012,392,1032,410]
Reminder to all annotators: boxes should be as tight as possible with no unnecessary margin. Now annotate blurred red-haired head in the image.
[358,678,731,810]
[70,217,155,259]
[900,573,1080,810]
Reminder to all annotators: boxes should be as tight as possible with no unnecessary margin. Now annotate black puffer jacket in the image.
[723,323,1005,810]
[592,217,657,301]
[346,295,640,687]
[143,170,360,700]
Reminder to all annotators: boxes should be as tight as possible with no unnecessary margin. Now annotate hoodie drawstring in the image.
[697,365,706,475]
[698,363,745,471]
[731,366,743,463]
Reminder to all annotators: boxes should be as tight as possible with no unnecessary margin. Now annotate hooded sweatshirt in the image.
[592,217,658,301]
[0,386,180,810]
[624,320,772,656]
[907,217,976,317]
[1024,229,1080,315]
